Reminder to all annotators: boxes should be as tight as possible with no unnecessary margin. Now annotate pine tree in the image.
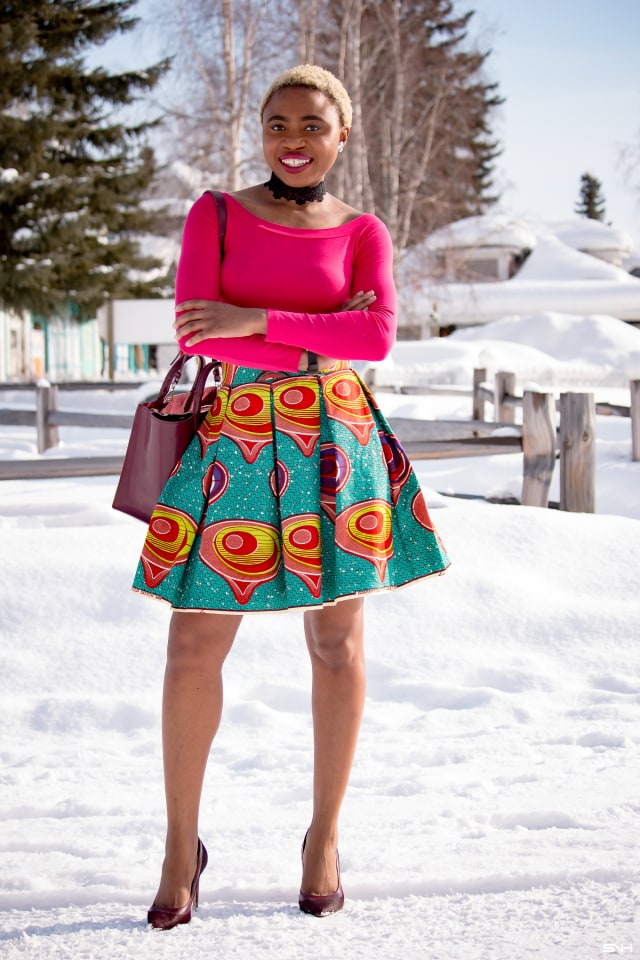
[575,172,606,221]
[0,0,171,319]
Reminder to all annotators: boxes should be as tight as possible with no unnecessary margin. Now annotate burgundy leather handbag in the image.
[112,352,221,522]
[112,189,227,523]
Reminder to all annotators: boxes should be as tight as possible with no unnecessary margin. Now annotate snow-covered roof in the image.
[405,274,640,325]
[424,213,633,256]
[425,215,537,251]
[515,235,637,283]
[549,218,633,253]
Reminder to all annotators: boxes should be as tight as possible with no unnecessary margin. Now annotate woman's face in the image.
[262,86,349,187]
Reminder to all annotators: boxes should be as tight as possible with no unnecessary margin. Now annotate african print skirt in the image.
[132,362,450,613]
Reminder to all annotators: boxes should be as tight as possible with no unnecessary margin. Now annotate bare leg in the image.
[152,610,242,909]
[301,597,365,895]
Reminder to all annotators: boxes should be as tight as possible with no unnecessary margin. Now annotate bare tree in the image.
[332,0,374,214]
[152,0,292,192]
[297,0,320,62]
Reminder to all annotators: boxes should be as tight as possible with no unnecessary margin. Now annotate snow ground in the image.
[1,313,639,959]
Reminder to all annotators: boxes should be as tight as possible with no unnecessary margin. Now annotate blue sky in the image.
[103,0,640,247]
[471,0,640,244]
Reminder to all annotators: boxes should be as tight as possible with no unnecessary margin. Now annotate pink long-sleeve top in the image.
[175,192,397,371]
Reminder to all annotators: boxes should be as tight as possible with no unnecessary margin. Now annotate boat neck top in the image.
[175,190,397,371]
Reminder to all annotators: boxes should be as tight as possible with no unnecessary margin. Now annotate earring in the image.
[337,142,344,154]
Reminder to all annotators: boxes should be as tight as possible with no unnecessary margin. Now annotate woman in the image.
[135,64,450,928]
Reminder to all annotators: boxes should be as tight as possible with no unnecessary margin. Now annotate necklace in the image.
[264,172,326,205]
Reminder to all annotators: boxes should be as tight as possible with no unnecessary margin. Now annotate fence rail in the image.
[1,372,639,513]
[0,380,145,392]
[0,456,124,480]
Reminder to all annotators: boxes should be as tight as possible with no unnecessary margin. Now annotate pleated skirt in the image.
[132,362,450,613]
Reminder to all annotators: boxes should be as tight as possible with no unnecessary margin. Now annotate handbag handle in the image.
[189,356,219,411]
[152,352,191,408]
[150,353,218,412]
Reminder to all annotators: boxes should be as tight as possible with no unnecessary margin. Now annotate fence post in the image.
[364,364,377,389]
[106,297,115,379]
[35,380,59,453]
[559,392,595,513]
[472,367,487,421]
[495,371,516,423]
[521,390,556,508]
[631,380,640,462]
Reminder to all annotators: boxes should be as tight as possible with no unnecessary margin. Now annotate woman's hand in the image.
[339,290,376,312]
[300,291,377,371]
[317,290,376,367]
[174,300,267,347]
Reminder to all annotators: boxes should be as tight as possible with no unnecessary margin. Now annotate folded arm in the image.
[174,195,303,370]
[264,218,396,361]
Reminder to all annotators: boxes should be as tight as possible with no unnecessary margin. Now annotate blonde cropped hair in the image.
[260,64,353,128]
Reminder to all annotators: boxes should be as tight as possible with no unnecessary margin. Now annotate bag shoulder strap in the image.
[204,189,227,261]
[183,189,226,373]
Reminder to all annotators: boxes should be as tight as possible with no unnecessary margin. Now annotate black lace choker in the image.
[264,172,326,205]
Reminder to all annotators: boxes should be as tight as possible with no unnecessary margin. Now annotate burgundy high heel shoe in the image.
[147,838,208,930]
[298,830,344,917]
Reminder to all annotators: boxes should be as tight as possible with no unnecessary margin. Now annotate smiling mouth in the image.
[280,156,312,172]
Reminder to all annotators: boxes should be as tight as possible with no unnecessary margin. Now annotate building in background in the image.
[399,215,640,336]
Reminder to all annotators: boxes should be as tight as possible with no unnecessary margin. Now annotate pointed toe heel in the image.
[298,875,344,917]
[298,830,345,917]
[147,838,208,930]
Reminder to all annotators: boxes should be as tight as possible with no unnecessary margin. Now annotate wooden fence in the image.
[474,368,638,511]
[1,373,639,513]
[0,380,142,453]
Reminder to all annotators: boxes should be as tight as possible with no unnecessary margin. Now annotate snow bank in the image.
[451,312,640,374]
[373,312,640,387]
[1,477,639,960]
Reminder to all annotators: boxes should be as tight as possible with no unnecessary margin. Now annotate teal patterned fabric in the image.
[133,363,450,612]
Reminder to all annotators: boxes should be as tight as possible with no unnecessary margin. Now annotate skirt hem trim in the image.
[131,562,451,615]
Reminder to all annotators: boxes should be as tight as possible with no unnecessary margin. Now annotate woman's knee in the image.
[167,612,239,672]
[308,633,360,669]
[305,601,364,669]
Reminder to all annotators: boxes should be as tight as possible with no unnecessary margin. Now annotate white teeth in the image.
[281,158,308,167]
